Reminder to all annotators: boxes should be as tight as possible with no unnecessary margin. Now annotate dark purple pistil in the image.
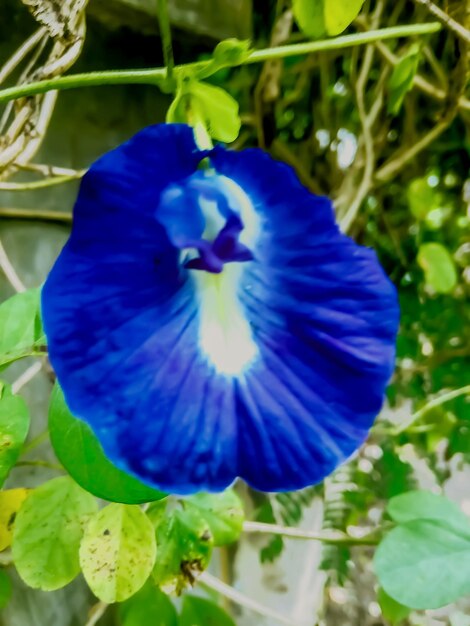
[184,213,254,274]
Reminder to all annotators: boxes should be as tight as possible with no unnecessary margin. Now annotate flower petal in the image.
[42,125,399,494]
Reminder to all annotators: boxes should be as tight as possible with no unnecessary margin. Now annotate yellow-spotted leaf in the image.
[79,504,156,603]
[0,382,30,487]
[0,488,29,551]
[324,0,365,36]
[12,477,97,590]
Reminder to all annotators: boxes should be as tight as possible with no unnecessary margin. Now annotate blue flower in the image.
[42,123,399,494]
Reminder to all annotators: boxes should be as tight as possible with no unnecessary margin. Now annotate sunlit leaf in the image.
[12,476,97,590]
[0,382,30,487]
[180,596,236,626]
[119,582,177,626]
[417,242,458,294]
[292,0,326,39]
[407,178,436,220]
[185,490,244,546]
[49,384,166,504]
[0,569,12,610]
[387,44,420,114]
[0,289,45,369]
[152,506,213,594]
[324,0,365,36]
[375,519,470,609]
[79,504,156,603]
[189,81,241,143]
[0,488,29,551]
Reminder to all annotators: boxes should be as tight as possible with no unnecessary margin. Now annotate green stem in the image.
[394,385,470,434]
[0,208,72,223]
[157,0,174,80]
[0,23,441,104]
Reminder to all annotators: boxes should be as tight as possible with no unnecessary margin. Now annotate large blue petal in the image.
[42,124,399,494]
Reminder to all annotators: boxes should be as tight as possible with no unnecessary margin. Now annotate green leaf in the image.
[0,569,12,610]
[79,504,156,603]
[0,382,30,486]
[185,490,244,546]
[324,0,365,36]
[189,81,241,143]
[387,490,470,535]
[387,45,420,114]
[0,288,45,369]
[119,582,177,626]
[180,596,236,626]
[152,506,213,594]
[292,0,326,39]
[49,384,166,504]
[417,242,458,294]
[407,178,436,220]
[12,476,97,590]
[377,587,411,625]
[374,519,470,609]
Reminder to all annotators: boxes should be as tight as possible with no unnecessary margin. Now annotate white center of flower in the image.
[194,176,260,376]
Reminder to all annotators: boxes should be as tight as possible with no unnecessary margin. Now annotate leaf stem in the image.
[0,23,441,105]
[0,208,72,223]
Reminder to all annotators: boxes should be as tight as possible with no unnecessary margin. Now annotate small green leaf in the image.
[213,39,251,66]
[387,490,470,535]
[152,507,213,594]
[407,178,436,220]
[185,490,244,546]
[324,0,365,36]
[0,289,45,369]
[189,81,241,143]
[0,569,12,610]
[80,504,156,603]
[119,582,177,626]
[0,382,30,486]
[374,519,470,609]
[377,587,411,624]
[292,0,326,39]
[12,476,97,590]
[417,242,458,294]
[180,596,236,626]
[387,45,420,114]
[49,384,166,504]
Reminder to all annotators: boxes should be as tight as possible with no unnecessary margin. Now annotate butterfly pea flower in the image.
[42,123,399,494]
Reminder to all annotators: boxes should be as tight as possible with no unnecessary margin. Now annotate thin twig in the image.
[413,0,470,44]
[394,385,470,434]
[0,27,48,85]
[84,601,108,626]
[12,362,43,394]
[0,238,26,292]
[199,571,302,626]
[242,521,379,545]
